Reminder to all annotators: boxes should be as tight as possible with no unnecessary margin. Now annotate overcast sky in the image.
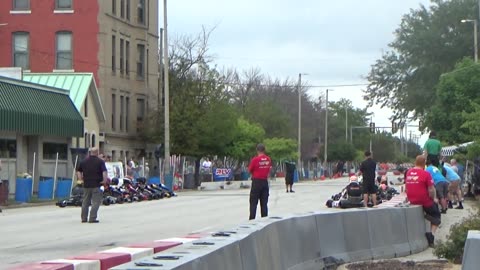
[164,0,432,145]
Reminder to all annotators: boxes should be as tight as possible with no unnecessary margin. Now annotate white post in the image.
[142,156,145,177]
[70,155,78,197]
[32,152,36,197]
[52,152,59,200]
[124,156,127,177]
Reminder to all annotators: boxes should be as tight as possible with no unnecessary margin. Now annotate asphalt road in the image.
[0,178,350,269]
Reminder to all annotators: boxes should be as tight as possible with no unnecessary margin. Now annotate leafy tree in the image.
[427,58,480,144]
[227,117,265,161]
[466,142,480,160]
[364,0,477,121]
[326,142,357,162]
[264,137,298,162]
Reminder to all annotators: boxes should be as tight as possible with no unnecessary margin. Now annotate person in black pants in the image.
[248,144,272,220]
[77,147,108,223]
[285,161,296,193]
[359,151,377,207]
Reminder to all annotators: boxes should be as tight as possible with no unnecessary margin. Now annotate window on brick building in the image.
[136,98,145,133]
[56,0,73,10]
[112,93,116,130]
[126,41,130,75]
[120,95,124,131]
[126,96,130,132]
[136,44,145,79]
[120,0,125,18]
[13,0,29,10]
[112,35,116,73]
[120,38,124,74]
[112,0,116,15]
[56,31,72,70]
[137,0,146,25]
[126,0,130,21]
[13,32,29,70]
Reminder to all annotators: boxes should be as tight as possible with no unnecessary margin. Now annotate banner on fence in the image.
[105,162,124,179]
[213,168,233,181]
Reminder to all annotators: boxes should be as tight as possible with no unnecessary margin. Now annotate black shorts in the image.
[435,182,449,199]
[362,181,377,194]
[423,204,441,226]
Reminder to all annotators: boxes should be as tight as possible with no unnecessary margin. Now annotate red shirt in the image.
[405,167,434,207]
[248,154,272,180]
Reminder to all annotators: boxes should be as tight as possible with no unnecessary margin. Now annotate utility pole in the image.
[158,28,163,111]
[163,0,171,178]
[404,123,408,156]
[297,73,302,178]
[345,107,348,142]
[324,90,330,175]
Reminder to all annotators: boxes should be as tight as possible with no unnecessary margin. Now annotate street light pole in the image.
[345,107,348,142]
[297,73,302,177]
[163,0,171,177]
[462,19,478,63]
[324,89,331,175]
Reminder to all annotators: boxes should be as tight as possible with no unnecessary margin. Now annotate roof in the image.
[0,76,84,137]
[22,73,106,122]
[441,142,474,157]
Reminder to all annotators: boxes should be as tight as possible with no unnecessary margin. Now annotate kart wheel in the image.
[58,201,67,208]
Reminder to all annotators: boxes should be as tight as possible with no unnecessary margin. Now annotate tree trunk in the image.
[194,158,201,187]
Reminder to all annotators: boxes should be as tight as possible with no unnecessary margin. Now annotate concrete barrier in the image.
[367,207,411,259]
[462,230,480,270]
[404,206,429,253]
[111,237,244,270]
[127,241,182,253]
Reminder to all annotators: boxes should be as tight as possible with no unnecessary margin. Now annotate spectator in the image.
[248,144,272,220]
[425,160,449,214]
[443,163,463,209]
[405,155,440,248]
[358,151,377,207]
[423,131,442,168]
[76,147,108,223]
[145,163,150,179]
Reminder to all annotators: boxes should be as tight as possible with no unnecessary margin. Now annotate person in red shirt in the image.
[248,144,272,220]
[405,155,441,247]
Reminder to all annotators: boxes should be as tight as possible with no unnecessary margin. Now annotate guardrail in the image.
[462,230,480,270]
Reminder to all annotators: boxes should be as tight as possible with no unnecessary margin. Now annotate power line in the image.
[2,43,370,88]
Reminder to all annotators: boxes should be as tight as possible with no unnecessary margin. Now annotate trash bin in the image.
[15,177,32,203]
[183,173,195,189]
[148,177,161,185]
[0,180,9,206]
[38,177,54,199]
[55,177,73,199]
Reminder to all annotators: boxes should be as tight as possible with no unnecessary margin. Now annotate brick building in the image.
[0,0,160,162]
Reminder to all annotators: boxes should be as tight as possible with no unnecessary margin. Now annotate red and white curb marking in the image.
[8,233,211,270]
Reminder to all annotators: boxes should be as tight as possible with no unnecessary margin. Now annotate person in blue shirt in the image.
[443,163,463,209]
[426,160,449,214]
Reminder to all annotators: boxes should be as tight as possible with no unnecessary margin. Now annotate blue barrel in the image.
[293,170,299,183]
[164,173,173,190]
[15,178,33,202]
[55,178,73,198]
[148,177,161,185]
[304,170,309,179]
[38,177,54,199]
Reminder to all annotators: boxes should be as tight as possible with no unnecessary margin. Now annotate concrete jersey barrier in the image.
[462,230,480,270]
[113,206,429,270]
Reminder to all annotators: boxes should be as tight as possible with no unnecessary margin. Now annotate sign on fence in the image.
[213,168,233,181]
[105,162,124,180]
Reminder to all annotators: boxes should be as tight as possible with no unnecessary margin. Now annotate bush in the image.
[434,209,480,264]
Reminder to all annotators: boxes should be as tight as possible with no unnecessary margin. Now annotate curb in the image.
[7,233,211,270]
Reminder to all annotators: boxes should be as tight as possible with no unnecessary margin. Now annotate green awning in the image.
[0,76,84,137]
